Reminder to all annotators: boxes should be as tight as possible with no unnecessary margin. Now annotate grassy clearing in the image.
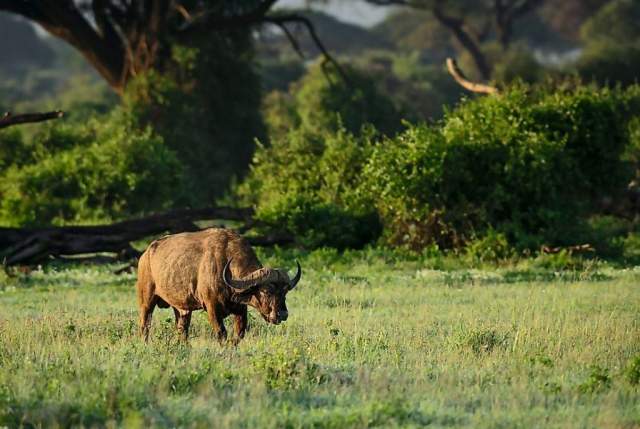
[0,250,639,428]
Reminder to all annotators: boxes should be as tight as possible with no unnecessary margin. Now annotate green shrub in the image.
[243,83,640,252]
[0,128,30,170]
[0,111,182,226]
[258,195,380,249]
[624,355,640,385]
[580,0,640,44]
[620,233,640,263]
[361,85,639,250]
[239,126,380,249]
[578,365,612,394]
[465,230,515,264]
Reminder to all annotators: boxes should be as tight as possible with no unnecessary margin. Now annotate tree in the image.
[575,0,640,87]
[0,1,344,205]
[538,0,611,42]
[0,1,342,94]
[0,1,268,94]
[363,0,545,80]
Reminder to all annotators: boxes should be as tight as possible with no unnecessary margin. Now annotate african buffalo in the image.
[136,228,301,342]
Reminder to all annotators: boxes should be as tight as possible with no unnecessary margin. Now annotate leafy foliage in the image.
[263,63,404,138]
[576,0,640,86]
[362,84,640,249]
[0,111,182,226]
[624,355,640,385]
[124,31,265,206]
[245,83,640,252]
[239,127,380,249]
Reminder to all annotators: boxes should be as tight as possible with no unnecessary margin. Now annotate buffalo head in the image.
[223,260,301,324]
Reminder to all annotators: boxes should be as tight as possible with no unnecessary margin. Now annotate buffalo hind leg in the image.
[136,250,157,342]
[138,297,157,342]
[173,308,192,341]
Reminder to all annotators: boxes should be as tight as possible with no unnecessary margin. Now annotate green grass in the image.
[0,250,639,428]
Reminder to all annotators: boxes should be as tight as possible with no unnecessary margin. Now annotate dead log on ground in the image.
[0,207,293,266]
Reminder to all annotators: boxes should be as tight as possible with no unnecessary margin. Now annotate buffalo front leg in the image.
[173,308,193,341]
[205,305,227,343]
[234,307,248,343]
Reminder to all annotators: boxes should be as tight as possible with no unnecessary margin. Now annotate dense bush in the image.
[244,63,404,248]
[239,127,380,249]
[0,111,182,226]
[580,0,640,44]
[243,83,640,252]
[363,85,640,249]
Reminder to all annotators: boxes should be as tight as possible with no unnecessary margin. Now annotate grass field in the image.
[0,249,639,428]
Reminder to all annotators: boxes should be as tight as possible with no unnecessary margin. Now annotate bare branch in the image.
[433,3,492,80]
[445,58,498,95]
[263,13,350,84]
[0,111,64,129]
[179,0,280,30]
[273,21,305,59]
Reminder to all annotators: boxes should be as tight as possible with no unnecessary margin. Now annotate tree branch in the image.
[446,58,498,95]
[263,13,350,84]
[0,111,64,129]
[433,2,492,80]
[31,0,127,92]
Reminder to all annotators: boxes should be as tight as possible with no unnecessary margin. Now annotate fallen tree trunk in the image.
[0,207,293,266]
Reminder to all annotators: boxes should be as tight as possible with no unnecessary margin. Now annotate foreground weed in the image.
[578,365,612,394]
[455,326,510,354]
[624,355,640,385]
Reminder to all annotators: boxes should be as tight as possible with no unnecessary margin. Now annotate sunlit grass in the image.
[0,252,638,427]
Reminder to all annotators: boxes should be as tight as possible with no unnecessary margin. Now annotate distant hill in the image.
[0,13,54,74]
[258,10,392,59]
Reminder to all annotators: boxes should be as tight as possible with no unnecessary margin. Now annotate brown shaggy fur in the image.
[136,228,296,342]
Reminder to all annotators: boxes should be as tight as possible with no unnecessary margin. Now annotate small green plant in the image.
[578,365,612,394]
[541,381,562,395]
[624,355,640,385]
[465,230,515,265]
[252,347,324,389]
[529,354,554,368]
[456,327,510,354]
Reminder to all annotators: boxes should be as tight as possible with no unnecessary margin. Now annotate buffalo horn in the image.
[288,261,302,290]
[222,259,279,291]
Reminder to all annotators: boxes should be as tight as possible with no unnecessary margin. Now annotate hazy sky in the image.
[276,0,392,27]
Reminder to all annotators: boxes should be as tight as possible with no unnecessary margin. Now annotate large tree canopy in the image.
[0,1,313,94]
